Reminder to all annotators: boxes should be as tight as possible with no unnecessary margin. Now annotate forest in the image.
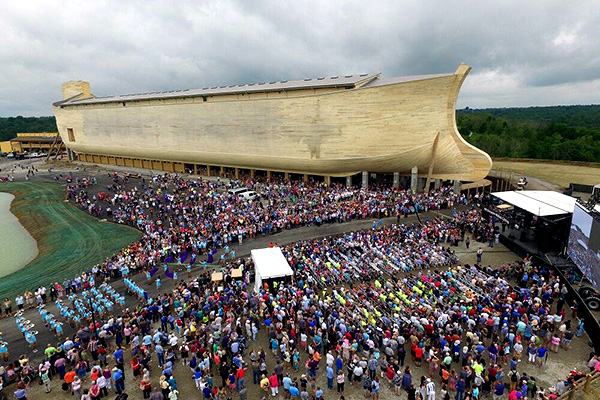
[2,105,600,162]
[457,105,600,162]
[0,116,57,142]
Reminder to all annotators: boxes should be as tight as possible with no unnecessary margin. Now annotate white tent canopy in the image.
[491,191,576,217]
[252,247,294,292]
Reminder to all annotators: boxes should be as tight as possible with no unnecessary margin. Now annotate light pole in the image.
[87,296,99,339]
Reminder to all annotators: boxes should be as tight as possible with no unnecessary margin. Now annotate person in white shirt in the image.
[426,378,436,400]
[326,351,334,367]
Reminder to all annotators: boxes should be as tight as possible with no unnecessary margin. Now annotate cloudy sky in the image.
[1,0,598,116]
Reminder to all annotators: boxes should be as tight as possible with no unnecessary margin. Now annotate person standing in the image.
[140,375,152,399]
[149,387,164,400]
[476,248,483,263]
[407,383,417,400]
[113,367,125,394]
[13,382,27,400]
[326,364,334,390]
[72,376,83,399]
[40,367,51,393]
[455,377,466,400]
[239,384,248,400]
[426,378,436,400]
[269,371,279,397]
[337,370,345,393]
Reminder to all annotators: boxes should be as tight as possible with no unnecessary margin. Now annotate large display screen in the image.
[568,203,600,289]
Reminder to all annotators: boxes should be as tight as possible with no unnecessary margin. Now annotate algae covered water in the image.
[0,192,38,278]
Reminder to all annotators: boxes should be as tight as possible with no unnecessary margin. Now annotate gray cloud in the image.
[0,0,598,116]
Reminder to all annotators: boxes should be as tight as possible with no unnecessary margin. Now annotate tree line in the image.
[457,105,600,162]
[0,116,57,142]
[2,106,600,162]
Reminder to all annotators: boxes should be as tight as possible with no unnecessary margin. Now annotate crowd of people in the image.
[0,171,594,400]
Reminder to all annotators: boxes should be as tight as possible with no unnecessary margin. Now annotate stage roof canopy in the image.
[491,191,577,217]
[251,247,293,292]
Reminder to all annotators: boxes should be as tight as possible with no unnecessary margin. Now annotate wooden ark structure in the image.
[52,63,491,183]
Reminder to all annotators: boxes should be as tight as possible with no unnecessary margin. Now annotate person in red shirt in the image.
[236,365,247,392]
[414,346,423,367]
[131,357,141,379]
[269,372,279,396]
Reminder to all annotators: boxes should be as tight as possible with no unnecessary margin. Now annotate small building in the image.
[0,132,64,154]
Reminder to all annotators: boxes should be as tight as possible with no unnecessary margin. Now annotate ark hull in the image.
[53,64,491,180]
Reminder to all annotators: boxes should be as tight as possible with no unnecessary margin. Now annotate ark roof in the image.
[54,71,453,107]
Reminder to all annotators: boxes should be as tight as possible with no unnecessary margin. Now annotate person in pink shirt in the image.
[269,372,279,397]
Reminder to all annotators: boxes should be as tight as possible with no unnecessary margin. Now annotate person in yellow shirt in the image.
[472,361,484,376]
[260,374,270,394]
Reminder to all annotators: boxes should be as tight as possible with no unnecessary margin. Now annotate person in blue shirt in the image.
[494,380,505,398]
[193,367,203,389]
[25,331,37,353]
[326,365,334,389]
[167,375,177,391]
[113,367,125,394]
[156,344,165,367]
[455,377,466,400]
[113,346,124,363]
[336,355,344,373]
[315,387,324,399]
[289,384,300,398]
[231,341,240,355]
[537,345,548,367]
[371,377,380,399]
[283,374,292,394]
[0,341,8,362]
[14,384,27,400]
[202,385,212,399]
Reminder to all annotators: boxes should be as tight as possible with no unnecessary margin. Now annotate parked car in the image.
[239,190,259,202]
[227,187,250,196]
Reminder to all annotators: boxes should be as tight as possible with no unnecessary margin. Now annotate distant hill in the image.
[0,116,57,142]
[457,105,600,162]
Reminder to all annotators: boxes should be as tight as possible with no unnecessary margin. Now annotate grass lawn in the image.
[0,182,141,299]
[492,160,600,188]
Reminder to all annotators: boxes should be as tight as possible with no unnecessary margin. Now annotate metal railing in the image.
[551,370,600,400]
